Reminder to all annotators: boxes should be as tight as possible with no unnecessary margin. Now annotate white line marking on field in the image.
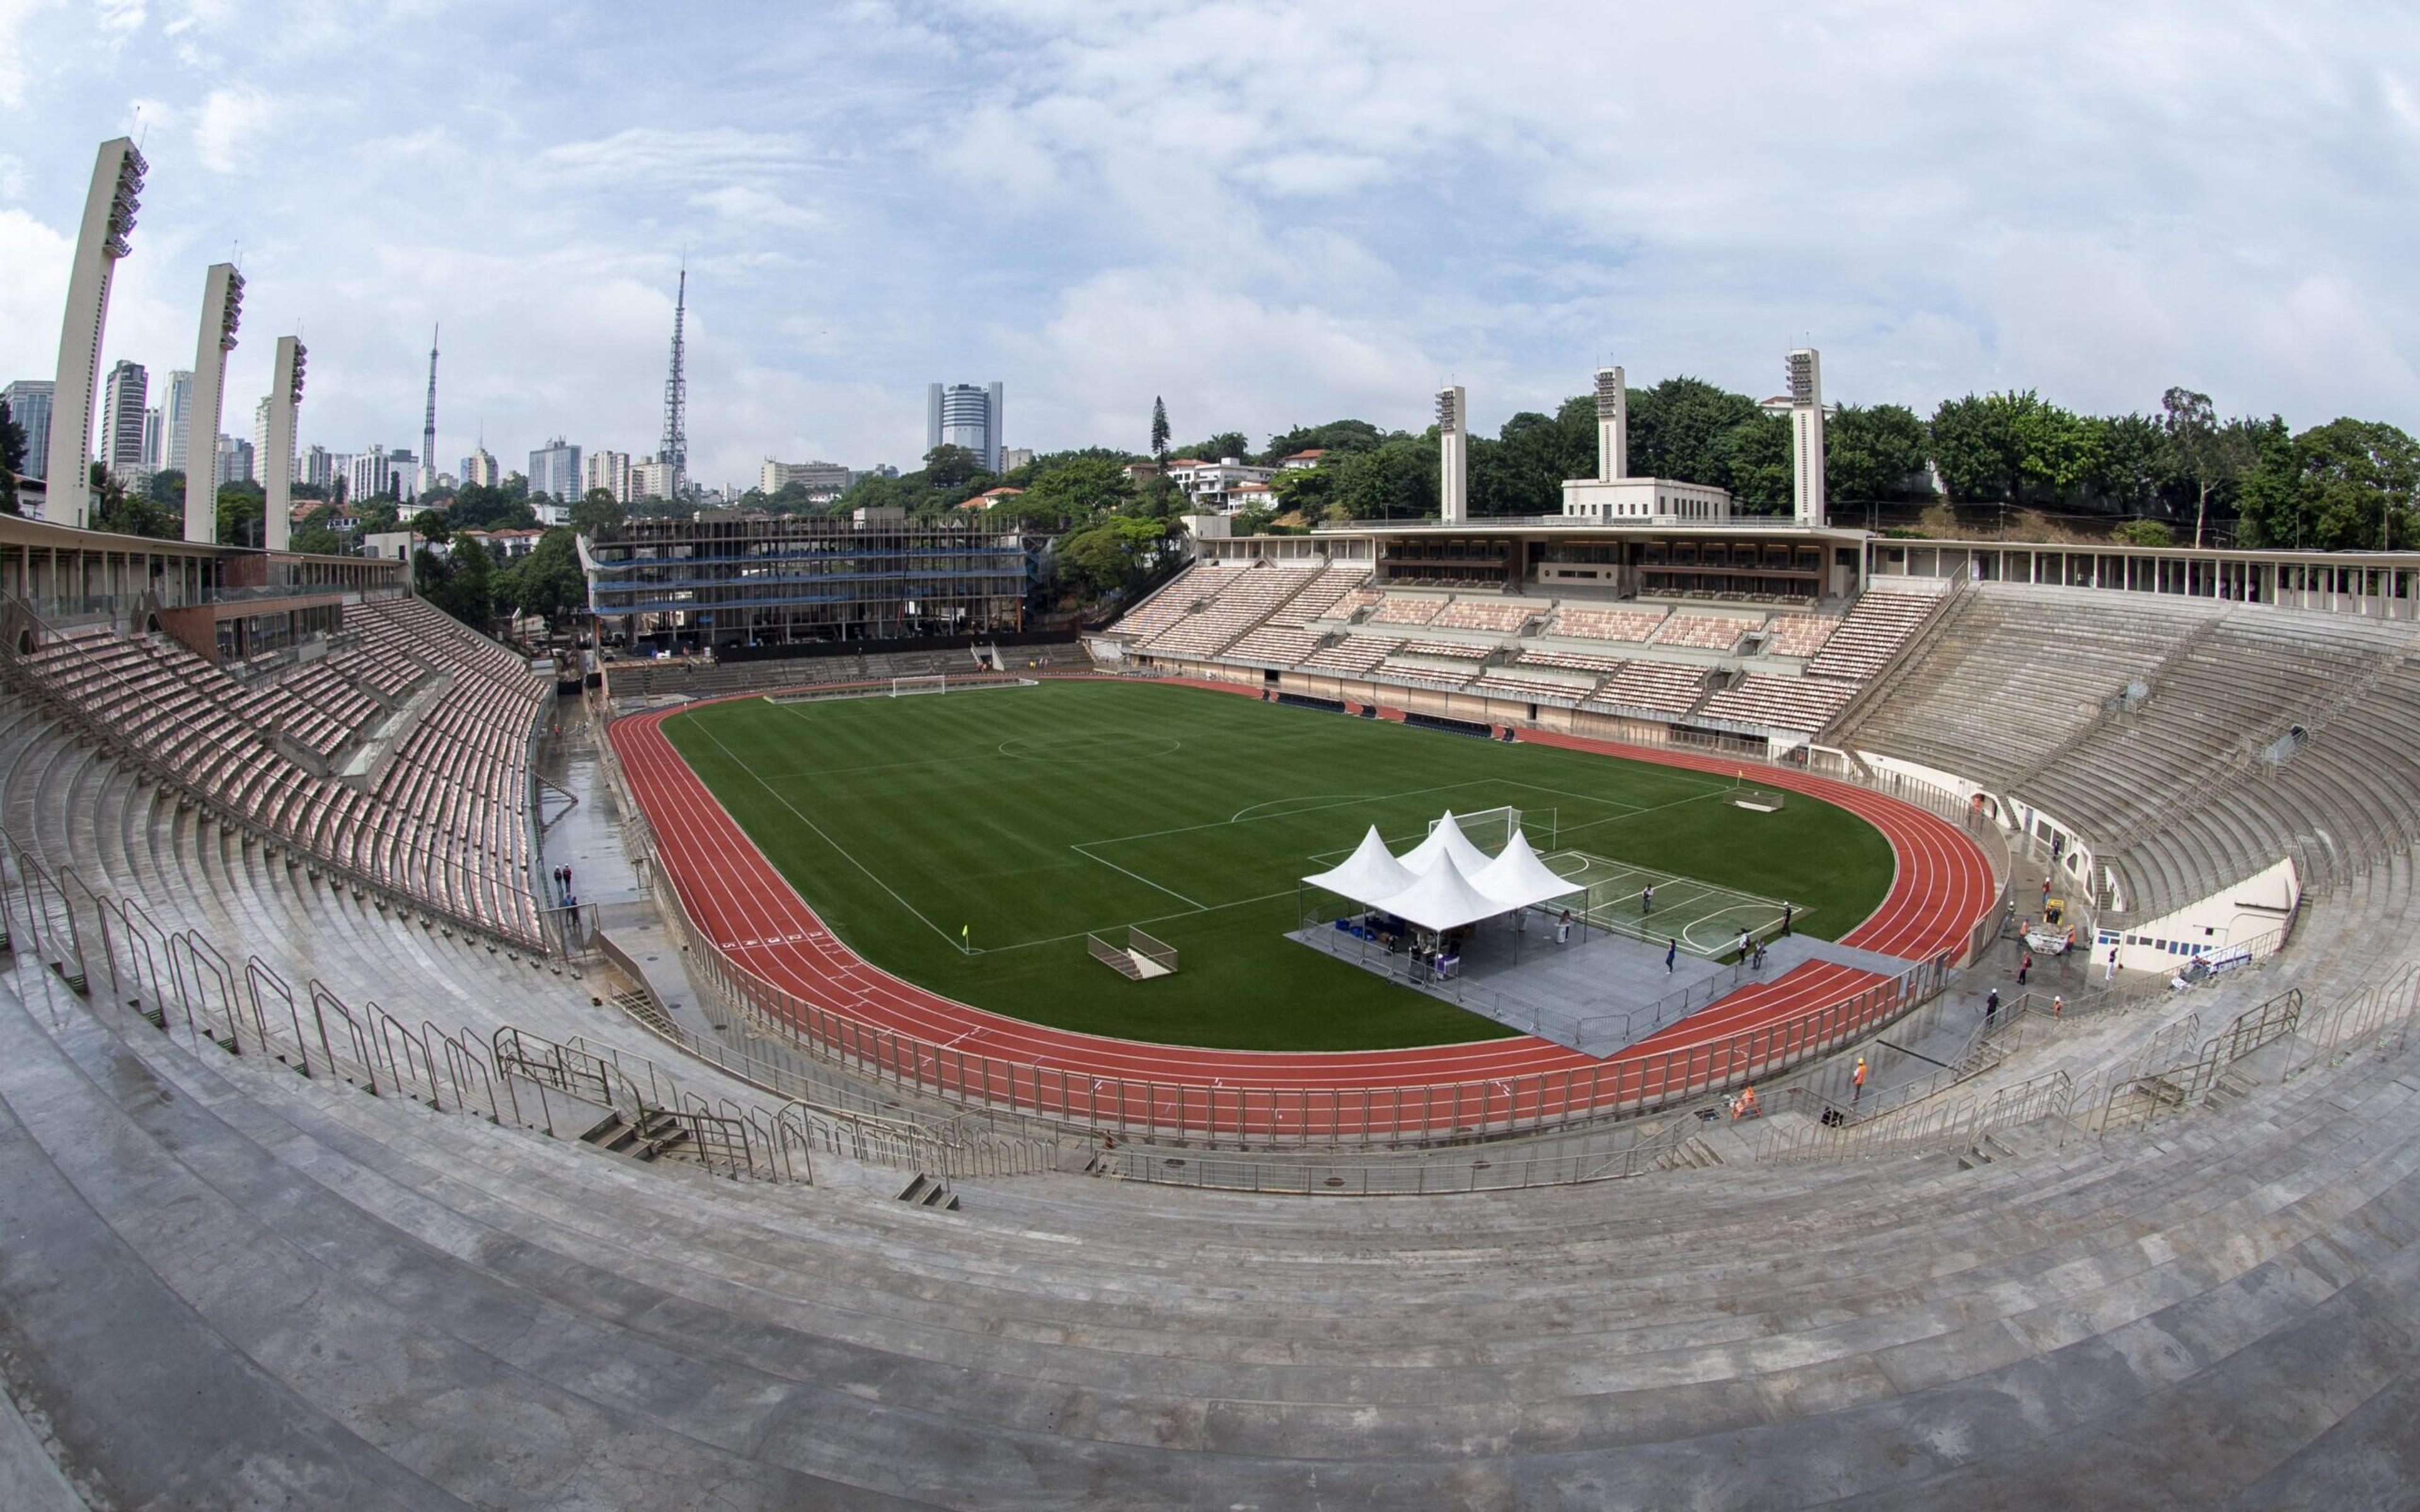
[1068,843,1206,910]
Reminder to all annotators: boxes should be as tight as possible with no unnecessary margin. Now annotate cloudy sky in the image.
[3,1,2416,488]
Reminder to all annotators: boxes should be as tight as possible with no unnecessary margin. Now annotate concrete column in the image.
[183,263,244,544]
[263,336,303,552]
[1787,348,1826,529]
[1437,386,1467,524]
[45,139,146,529]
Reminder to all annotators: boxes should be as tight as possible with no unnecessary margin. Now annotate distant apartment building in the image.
[926,381,1003,472]
[528,437,580,501]
[345,444,399,501]
[460,446,500,488]
[630,457,677,500]
[302,445,334,490]
[215,433,255,488]
[1166,455,1277,513]
[584,449,633,502]
[100,359,147,480]
[141,406,161,470]
[760,458,850,496]
[1,381,55,481]
[998,447,1034,472]
[161,369,194,472]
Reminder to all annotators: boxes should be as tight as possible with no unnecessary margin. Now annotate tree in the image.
[89,462,177,539]
[921,444,985,489]
[2111,519,2175,547]
[0,398,23,516]
[422,536,495,630]
[1928,392,2024,501]
[2235,418,2420,551]
[497,528,585,629]
[1824,404,1932,507]
[449,481,538,530]
[1264,418,1385,461]
[410,509,451,546]
[1469,399,1596,517]
[1714,412,1792,512]
[1150,396,1172,515]
[1178,431,1250,462]
[145,467,185,506]
[2159,387,2260,547]
[1008,454,1134,530]
[1056,516,1172,597]
[215,483,264,547]
[569,487,626,539]
[1627,377,1762,489]
[289,520,348,556]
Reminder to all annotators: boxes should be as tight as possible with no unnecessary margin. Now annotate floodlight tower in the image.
[263,336,305,551]
[1787,347,1826,529]
[1437,386,1468,523]
[46,138,147,528]
[1594,366,1628,481]
[183,263,245,543]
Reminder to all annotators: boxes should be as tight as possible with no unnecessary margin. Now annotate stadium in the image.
[5,151,2420,1512]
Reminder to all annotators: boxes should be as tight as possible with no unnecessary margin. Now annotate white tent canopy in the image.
[1366,851,1513,933]
[1470,828,1585,912]
[1397,811,1493,880]
[1301,825,1419,900]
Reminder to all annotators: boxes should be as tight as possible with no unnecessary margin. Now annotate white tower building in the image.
[46,138,146,527]
[263,336,304,551]
[1436,386,1468,524]
[1594,366,1628,481]
[182,263,245,543]
[1787,347,1826,529]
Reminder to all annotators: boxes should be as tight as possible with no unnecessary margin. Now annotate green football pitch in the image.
[659,680,1895,1051]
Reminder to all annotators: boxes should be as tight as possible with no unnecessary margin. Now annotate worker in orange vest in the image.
[1731,1084,1760,1120]
[1852,1055,1868,1106]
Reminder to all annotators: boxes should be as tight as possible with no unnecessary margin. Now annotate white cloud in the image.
[193,84,274,173]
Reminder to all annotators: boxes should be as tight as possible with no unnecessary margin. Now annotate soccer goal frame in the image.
[1433,804,1557,853]
[891,674,948,697]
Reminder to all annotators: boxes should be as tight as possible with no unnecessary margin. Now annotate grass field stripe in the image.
[1067,842,1209,911]
[692,720,972,954]
[970,886,1307,955]
[1073,777,1501,849]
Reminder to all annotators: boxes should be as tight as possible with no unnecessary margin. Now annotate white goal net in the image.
[1433,805,1557,855]
[891,674,948,697]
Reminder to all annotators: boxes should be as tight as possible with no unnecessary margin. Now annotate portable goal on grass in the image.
[891,674,949,697]
[1729,781,1786,813]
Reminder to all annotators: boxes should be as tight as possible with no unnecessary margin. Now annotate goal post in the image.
[891,674,947,697]
[1432,804,1556,854]
[1731,784,1786,813]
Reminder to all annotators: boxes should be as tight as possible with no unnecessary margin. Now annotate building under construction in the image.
[581,508,1028,652]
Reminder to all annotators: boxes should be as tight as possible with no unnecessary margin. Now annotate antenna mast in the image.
[660,266,688,499]
[421,324,439,493]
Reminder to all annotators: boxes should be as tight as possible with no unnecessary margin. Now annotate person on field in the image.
[1642,882,1655,915]
[1665,937,1678,974]
[1781,900,1793,936]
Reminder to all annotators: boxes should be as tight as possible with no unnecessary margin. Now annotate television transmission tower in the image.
[420,324,439,493]
[660,266,688,498]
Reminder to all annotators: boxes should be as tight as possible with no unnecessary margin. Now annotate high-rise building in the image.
[47,137,146,526]
[215,433,254,488]
[1,381,55,481]
[302,445,333,490]
[760,459,850,496]
[345,445,396,501]
[528,437,581,502]
[460,446,499,488]
[926,381,1003,472]
[100,359,148,480]
[584,449,633,503]
[161,369,193,472]
[387,449,420,503]
[630,457,676,501]
[252,396,274,477]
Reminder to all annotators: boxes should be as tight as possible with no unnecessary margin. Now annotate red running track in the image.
[608,681,1997,1133]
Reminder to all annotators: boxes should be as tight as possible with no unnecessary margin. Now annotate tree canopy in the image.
[2235,418,2420,552]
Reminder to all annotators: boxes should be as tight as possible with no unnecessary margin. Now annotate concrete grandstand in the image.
[1,503,2419,1505]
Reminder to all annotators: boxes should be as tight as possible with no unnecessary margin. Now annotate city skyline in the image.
[2,4,2417,493]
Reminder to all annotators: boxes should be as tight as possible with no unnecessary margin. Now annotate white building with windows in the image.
[100,358,147,481]
[584,449,632,502]
[761,458,850,496]
[529,437,580,502]
[1167,456,1277,512]
[926,381,1003,472]
[461,446,500,488]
